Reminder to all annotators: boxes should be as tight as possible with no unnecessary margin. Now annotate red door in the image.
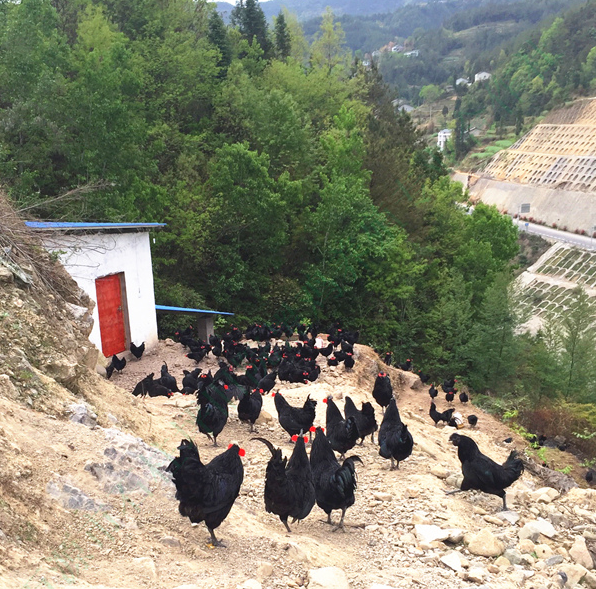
[96,273,126,357]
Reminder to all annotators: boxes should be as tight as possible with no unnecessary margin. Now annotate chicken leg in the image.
[208,528,225,547]
[332,508,347,532]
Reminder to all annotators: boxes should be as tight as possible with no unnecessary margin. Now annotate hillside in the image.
[2,221,596,589]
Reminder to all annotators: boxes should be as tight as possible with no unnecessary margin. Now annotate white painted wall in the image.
[40,231,159,355]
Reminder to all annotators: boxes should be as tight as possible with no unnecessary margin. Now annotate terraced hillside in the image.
[469,98,596,234]
[517,242,596,328]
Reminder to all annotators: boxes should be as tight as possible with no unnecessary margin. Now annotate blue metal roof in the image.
[25,221,165,231]
[156,305,234,316]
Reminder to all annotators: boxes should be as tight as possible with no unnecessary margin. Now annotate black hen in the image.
[343,396,377,445]
[449,433,524,511]
[130,341,145,360]
[111,354,126,373]
[310,427,362,531]
[459,391,469,404]
[467,415,478,427]
[159,362,179,392]
[167,439,244,547]
[429,402,455,427]
[237,390,263,432]
[274,393,317,441]
[325,397,359,459]
[196,384,228,446]
[372,372,393,413]
[429,384,438,399]
[378,398,413,470]
[253,436,316,533]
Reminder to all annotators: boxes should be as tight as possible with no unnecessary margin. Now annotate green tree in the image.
[231,0,271,56]
[560,288,596,401]
[274,11,291,61]
[208,9,232,72]
[310,8,348,74]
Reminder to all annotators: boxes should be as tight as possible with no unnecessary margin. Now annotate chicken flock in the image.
[110,323,524,548]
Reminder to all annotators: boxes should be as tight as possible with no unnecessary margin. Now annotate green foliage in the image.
[274,11,291,61]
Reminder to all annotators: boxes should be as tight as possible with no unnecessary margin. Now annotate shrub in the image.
[552,223,558,228]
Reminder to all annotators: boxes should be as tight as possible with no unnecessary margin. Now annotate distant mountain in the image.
[214,0,410,20]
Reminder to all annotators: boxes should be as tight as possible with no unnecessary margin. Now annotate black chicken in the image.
[383,352,393,366]
[196,384,228,446]
[343,353,355,370]
[445,391,455,404]
[429,384,438,400]
[449,433,524,511]
[130,341,145,360]
[310,427,362,531]
[467,415,478,427]
[158,362,179,392]
[372,372,393,413]
[111,354,126,373]
[274,393,317,441]
[327,356,339,367]
[378,398,413,470]
[429,402,455,427]
[256,371,277,395]
[459,391,469,404]
[253,436,316,533]
[237,390,263,432]
[132,373,172,398]
[344,396,377,445]
[167,439,244,547]
[398,358,412,371]
[324,397,359,460]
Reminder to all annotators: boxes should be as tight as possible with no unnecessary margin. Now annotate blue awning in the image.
[26,221,165,232]
[155,305,234,316]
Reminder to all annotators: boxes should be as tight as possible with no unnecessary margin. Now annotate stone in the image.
[584,570,596,588]
[256,562,273,580]
[496,511,520,525]
[494,556,511,568]
[517,539,536,554]
[430,466,449,479]
[130,557,157,580]
[503,548,522,565]
[46,479,109,512]
[0,374,18,400]
[467,567,487,583]
[544,555,564,567]
[159,536,181,548]
[239,581,261,589]
[68,403,97,428]
[255,410,273,425]
[446,473,464,489]
[165,338,176,346]
[519,519,556,541]
[411,512,431,525]
[307,567,350,589]
[483,515,504,526]
[441,551,463,572]
[373,492,392,502]
[467,528,505,557]
[45,358,78,384]
[286,542,310,564]
[414,525,451,544]
[0,266,14,283]
[558,563,588,586]
[570,536,594,569]
[534,544,553,559]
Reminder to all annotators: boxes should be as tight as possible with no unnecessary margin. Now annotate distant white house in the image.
[391,45,404,53]
[362,60,371,68]
[372,50,381,58]
[404,50,419,57]
[399,104,415,113]
[456,77,471,86]
[474,71,491,82]
[437,129,452,151]
[26,222,164,358]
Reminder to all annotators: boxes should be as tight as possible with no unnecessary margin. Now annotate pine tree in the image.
[274,11,291,60]
[231,0,271,56]
[208,10,232,71]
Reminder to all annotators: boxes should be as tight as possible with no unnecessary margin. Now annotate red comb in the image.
[291,435,298,442]
[228,443,233,449]
[224,385,229,390]
[272,392,276,397]
[238,448,246,457]
[321,427,325,432]
[323,398,328,404]
[303,436,308,443]
[309,426,316,432]
[259,389,264,393]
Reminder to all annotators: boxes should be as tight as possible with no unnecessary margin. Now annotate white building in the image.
[404,50,419,57]
[399,104,415,113]
[26,221,163,358]
[474,71,491,82]
[456,77,471,86]
[437,129,452,151]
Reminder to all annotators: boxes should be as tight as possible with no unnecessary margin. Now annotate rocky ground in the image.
[1,259,596,589]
